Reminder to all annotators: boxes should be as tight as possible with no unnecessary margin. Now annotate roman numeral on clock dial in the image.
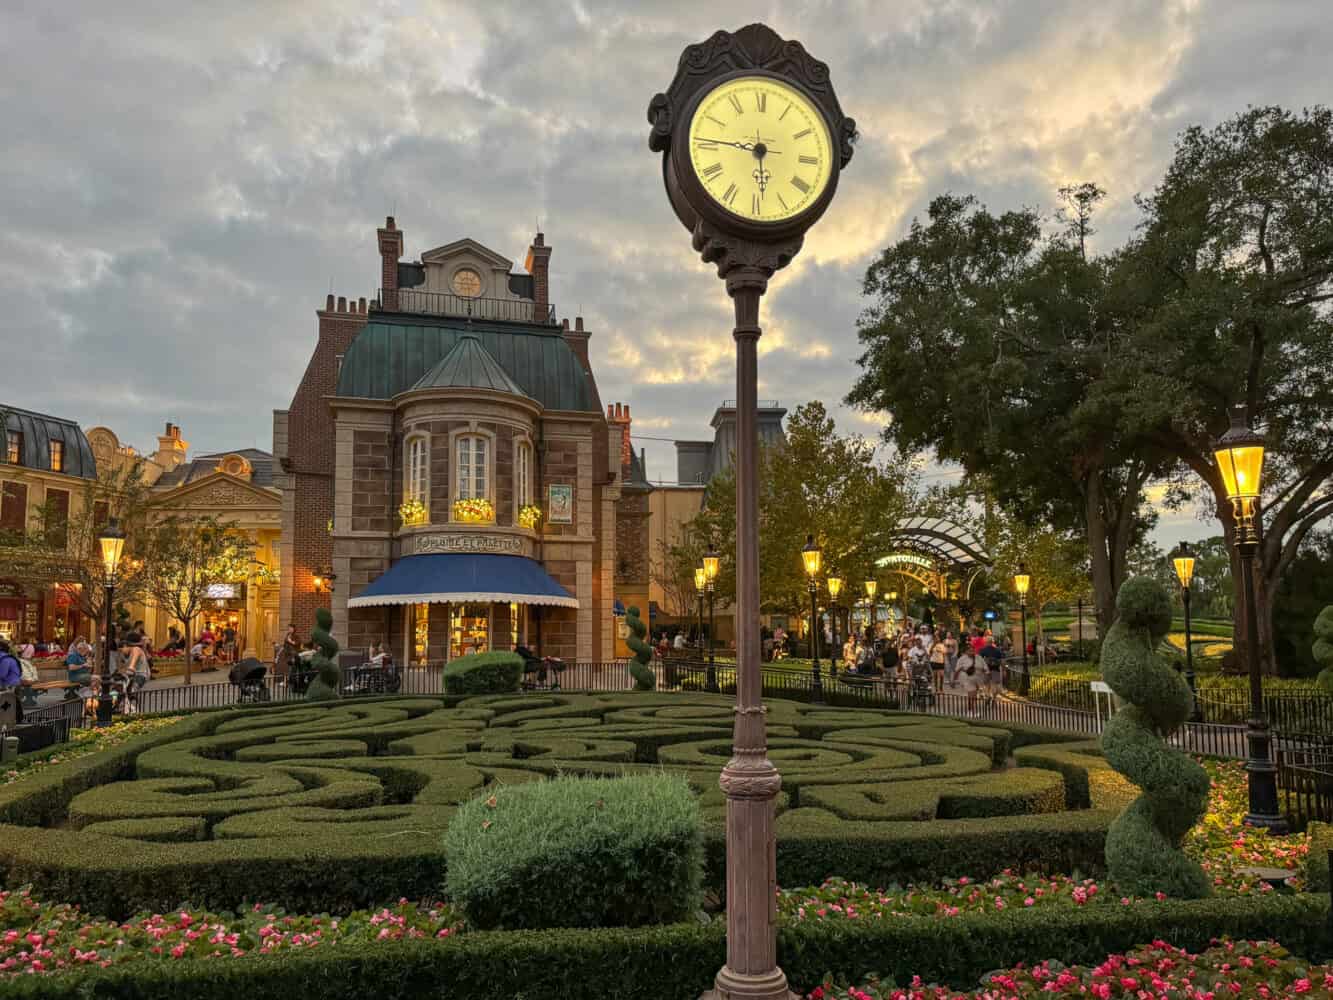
[799,155,819,165]
[728,94,743,115]
[701,162,723,180]
[791,176,811,194]
[723,182,738,205]
[755,92,767,112]
[792,128,812,140]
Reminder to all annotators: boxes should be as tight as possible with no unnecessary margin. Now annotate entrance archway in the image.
[873,517,991,631]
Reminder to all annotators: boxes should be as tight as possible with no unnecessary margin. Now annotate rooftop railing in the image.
[379,288,557,325]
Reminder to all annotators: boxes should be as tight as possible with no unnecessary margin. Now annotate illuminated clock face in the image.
[687,75,833,224]
[452,268,483,297]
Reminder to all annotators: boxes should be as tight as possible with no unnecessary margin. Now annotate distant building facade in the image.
[273,218,635,662]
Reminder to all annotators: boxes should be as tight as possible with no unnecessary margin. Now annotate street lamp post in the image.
[1172,542,1201,723]
[1013,563,1031,696]
[695,566,707,669]
[802,535,824,704]
[864,578,878,642]
[889,589,899,631]
[1214,406,1285,830]
[703,542,720,693]
[827,575,843,680]
[96,518,126,726]
[1076,596,1084,660]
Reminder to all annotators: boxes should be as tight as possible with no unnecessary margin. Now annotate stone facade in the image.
[277,219,646,665]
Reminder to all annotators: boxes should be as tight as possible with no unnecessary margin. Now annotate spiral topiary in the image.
[1314,606,1333,694]
[624,605,655,691]
[305,607,341,701]
[1100,576,1210,898]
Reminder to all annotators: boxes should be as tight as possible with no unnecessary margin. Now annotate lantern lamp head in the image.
[1013,563,1031,597]
[827,575,843,599]
[1172,541,1196,590]
[801,535,822,578]
[703,542,720,583]
[694,566,707,593]
[99,518,126,580]
[864,578,878,599]
[1214,405,1265,503]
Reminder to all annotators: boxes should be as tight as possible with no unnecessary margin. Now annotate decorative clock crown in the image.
[648,23,856,167]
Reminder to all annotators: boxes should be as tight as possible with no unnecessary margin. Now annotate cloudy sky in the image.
[3,0,1330,545]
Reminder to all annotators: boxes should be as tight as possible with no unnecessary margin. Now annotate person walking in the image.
[929,631,948,693]
[979,635,1004,701]
[956,646,982,715]
[945,631,959,685]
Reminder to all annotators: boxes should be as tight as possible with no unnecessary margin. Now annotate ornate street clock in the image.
[647,23,855,1000]
[649,23,855,275]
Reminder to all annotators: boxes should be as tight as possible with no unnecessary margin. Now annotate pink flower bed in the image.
[809,939,1333,998]
[0,889,461,977]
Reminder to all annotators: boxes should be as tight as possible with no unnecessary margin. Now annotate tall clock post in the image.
[649,24,855,1000]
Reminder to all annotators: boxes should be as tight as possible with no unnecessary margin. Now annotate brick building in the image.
[273,219,640,662]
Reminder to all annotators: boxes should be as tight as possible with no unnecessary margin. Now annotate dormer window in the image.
[48,440,63,473]
[5,431,20,465]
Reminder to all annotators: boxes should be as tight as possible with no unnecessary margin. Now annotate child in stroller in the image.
[229,658,270,702]
[908,659,935,710]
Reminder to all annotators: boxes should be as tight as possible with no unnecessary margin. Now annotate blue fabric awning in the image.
[347,553,578,609]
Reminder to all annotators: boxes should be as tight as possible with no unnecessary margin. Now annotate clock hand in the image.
[695,137,756,151]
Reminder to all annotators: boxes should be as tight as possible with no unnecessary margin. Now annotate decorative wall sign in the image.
[547,484,573,524]
[877,553,934,569]
[412,532,525,555]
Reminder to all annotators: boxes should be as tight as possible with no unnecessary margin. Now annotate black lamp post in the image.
[802,535,824,703]
[1214,406,1284,830]
[694,566,707,666]
[97,518,126,726]
[864,578,878,642]
[827,575,843,680]
[1076,595,1085,660]
[1172,541,1201,723]
[1013,563,1030,696]
[703,541,719,693]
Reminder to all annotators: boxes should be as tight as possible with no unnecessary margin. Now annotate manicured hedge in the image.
[442,651,523,695]
[0,693,1123,915]
[445,773,704,929]
[1,893,1324,999]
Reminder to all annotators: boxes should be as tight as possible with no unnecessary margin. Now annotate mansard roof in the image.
[335,315,597,413]
[0,406,97,479]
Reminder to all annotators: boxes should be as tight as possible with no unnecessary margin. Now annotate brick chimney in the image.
[563,314,591,372]
[154,422,189,471]
[606,402,632,475]
[524,231,552,319]
[377,216,404,311]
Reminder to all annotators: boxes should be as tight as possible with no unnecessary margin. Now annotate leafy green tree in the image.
[848,187,1164,634]
[990,519,1089,658]
[1271,532,1333,678]
[1114,106,1333,673]
[687,401,916,624]
[0,457,157,655]
[1185,536,1234,619]
[143,515,256,686]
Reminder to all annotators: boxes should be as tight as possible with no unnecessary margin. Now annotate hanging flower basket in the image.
[452,497,494,524]
[398,499,428,527]
[518,504,543,530]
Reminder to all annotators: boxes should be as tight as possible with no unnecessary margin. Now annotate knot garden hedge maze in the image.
[0,694,1131,916]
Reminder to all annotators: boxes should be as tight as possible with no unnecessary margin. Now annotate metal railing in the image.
[1277,744,1333,830]
[21,697,85,744]
[384,288,557,324]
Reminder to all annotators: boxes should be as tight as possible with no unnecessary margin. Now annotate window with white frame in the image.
[406,436,429,505]
[455,435,488,500]
[516,441,532,506]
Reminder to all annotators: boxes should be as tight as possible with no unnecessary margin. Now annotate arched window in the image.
[402,435,430,526]
[456,435,488,500]
[516,441,532,507]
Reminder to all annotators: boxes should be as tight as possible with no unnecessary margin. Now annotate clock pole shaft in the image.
[706,265,796,1000]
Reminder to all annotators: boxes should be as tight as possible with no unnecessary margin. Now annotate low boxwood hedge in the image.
[0,693,1125,916]
[445,773,704,930]
[1,893,1324,999]
[442,651,522,695]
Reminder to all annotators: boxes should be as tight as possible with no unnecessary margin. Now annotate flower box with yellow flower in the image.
[398,499,428,527]
[452,497,495,524]
[517,504,542,530]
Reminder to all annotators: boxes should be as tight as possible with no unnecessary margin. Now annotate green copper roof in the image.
[336,316,596,412]
[410,332,531,398]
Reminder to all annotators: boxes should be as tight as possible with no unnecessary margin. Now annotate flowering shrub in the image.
[397,498,428,526]
[518,503,542,530]
[2,717,183,788]
[807,939,1333,999]
[0,888,461,977]
[1190,759,1309,888]
[452,497,494,524]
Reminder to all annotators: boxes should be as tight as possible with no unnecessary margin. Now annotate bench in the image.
[19,679,81,709]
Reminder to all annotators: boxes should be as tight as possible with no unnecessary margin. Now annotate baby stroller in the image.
[229,658,270,703]
[516,645,565,690]
[908,660,935,710]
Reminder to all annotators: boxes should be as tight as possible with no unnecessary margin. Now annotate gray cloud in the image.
[2,0,1329,553]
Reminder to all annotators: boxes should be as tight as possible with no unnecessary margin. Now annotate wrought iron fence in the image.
[385,288,557,324]
[1277,743,1333,830]
[20,696,84,744]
